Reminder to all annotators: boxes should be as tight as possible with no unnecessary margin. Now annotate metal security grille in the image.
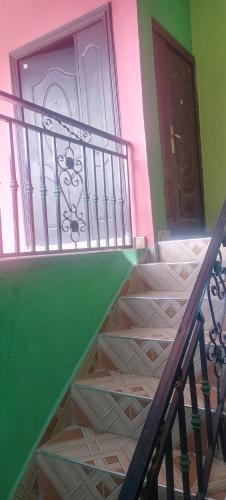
[0,91,132,256]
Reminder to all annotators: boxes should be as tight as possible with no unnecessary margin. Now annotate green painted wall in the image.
[137,0,192,232]
[190,0,226,228]
[0,250,139,500]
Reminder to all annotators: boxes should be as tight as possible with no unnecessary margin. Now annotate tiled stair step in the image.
[70,370,220,442]
[37,426,226,500]
[158,238,210,263]
[158,237,226,263]
[118,291,225,330]
[135,261,201,292]
[99,327,176,377]
[98,327,213,378]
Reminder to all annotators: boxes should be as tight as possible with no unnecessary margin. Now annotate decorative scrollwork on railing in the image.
[207,250,226,377]
[57,145,86,243]
[42,114,91,143]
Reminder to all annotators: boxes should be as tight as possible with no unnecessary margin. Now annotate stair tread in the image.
[100,326,211,343]
[38,425,226,495]
[74,369,219,411]
[75,369,159,399]
[100,326,178,341]
[121,290,190,299]
[137,261,201,267]
[38,425,137,475]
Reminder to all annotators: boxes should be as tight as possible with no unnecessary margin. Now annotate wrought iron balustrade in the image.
[0,90,132,256]
[119,200,226,500]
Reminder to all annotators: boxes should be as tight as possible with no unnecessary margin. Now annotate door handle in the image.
[170,125,181,154]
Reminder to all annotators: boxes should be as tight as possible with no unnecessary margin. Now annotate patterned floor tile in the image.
[98,331,173,376]
[136,262,201,292]
[38,426,136,475]
[119,293,225,330]
[38,428,226,498]
[38,452,125,499]
[158,238,210,262]
[119,294,188,328]
[70,368,220,445]
[99,326,179,340]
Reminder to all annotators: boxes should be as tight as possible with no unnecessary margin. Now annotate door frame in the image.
[152,18,206,233]
[9,3,121,247]
[10,3,120,134]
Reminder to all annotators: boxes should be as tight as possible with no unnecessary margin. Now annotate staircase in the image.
[36,237,226,499]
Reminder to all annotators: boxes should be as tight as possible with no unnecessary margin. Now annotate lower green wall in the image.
[137,0,192,233]
[0,250,139,500]
[190,0,226,229]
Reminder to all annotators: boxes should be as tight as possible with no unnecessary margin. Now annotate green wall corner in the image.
[190,0,226,229]
[0,249,140,499]
[137,0,192,233]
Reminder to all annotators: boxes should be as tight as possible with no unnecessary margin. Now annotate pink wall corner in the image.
[0,0,154,247]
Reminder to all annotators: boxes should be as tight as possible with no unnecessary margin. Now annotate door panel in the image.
[19,43,80,247]
[75,20,116,136]
[74,20,120,241]
[18,18,120,248]
[153,27,204,236]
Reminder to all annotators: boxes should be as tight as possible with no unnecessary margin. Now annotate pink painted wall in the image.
[0,0,153,246]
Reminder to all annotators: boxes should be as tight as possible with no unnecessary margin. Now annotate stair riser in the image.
[37,453,124,499]
[71,385,209,447]
[158,238,210,262]
[98,337,217,385]
[37,453,196,500]
[98,336,173,377]
[158,238,226,264]
[136,262,200,292]
[119,297,225,329]
[38,452,209,500]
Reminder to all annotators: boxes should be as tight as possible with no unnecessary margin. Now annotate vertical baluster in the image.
[199,324,214,448]
[165,433,175,499]
[189,359,204,494]
[177,393,191,499]
[0,209,3,255]
[152,481,158,500]
[218,415,226,461]
[118,156,125,246]
[82,146,91,248]
[92,150,100,247]
[39,133,49,251]
[218,415,226,462]
[102,152,109,246]
[8,122,20,253]
[110,154,117,246]
[25,128,35,252]
[125,145,132,246]
[53,137,62,250]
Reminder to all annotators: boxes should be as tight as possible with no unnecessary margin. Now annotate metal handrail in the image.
[0,90,132,255]
[0,90,130,146]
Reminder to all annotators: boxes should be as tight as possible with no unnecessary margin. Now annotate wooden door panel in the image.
[75,20,116,137]
[153,31,178,229]
[153,25,204,236]
[168,49,203,227]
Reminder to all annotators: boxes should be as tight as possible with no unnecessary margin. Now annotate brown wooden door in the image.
[153,24,204,236]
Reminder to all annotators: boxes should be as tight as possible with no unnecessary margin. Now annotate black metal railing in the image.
[119,200,226,499]
[0,90,132,256]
